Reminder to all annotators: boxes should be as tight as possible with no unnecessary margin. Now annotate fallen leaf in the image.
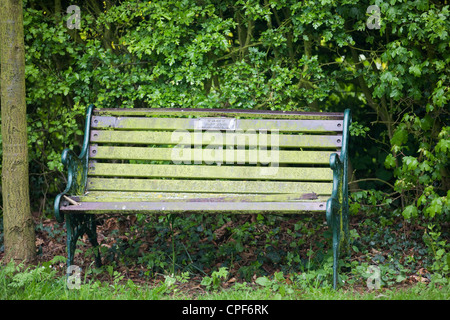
[227,277,236,283]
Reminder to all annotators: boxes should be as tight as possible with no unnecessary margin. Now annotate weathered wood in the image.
[90,130,343,148]
[73,191,329,202]
[92,116,344,132]
[87,177,333,195]
[60,200,327,213]
[90,145,339,164]
[88,163,333,181]
[94,108,344,120]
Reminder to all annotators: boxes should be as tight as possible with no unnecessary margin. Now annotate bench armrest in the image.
[326,108,351,219]
[54,104,94,223]
[326,153,343,225]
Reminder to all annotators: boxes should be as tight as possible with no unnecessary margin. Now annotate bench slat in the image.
[90,130,342,148]
[60,201,327,213]
[87,178,333,195]
[73,191,330,202]
[90,146,338,164]
[92,116,343,133]
[94,108,344,120]
[88,163,333,181]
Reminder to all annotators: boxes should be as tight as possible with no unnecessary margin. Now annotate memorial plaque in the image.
[195,118,236,131]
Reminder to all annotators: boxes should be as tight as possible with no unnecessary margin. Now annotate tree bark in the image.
[1,0,36,264]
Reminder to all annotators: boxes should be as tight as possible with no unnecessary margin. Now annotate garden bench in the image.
[54,105,351,288]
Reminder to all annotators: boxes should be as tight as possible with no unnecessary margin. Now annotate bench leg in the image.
[85,214,102,268]
[331,221,340,290]
[65,213,102,271]
[326,198,341,290]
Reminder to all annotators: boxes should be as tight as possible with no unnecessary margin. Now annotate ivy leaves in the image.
[387,115,449,220]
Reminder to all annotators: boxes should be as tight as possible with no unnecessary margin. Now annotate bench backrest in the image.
[87,108,346,203]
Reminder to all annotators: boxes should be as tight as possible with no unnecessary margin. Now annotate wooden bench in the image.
[54,105,351,288]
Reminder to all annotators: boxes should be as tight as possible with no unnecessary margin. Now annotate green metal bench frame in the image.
[54,105,351,289]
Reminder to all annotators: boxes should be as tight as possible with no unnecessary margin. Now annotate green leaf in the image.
[255,276,271,287]
[420,115,433,131]
[436,249,445,259]
[426,198,443,218]
[384,154,396,169]
[419,161,431,171]
[403,156,419,171]
[435,139,450,154]
[409,65,421,77]
[201,276,212,286]
[417,194,427,207]
[396,275,406,282]
[402,205,418,219]
[274,271,284,282]
[391,126,408,147]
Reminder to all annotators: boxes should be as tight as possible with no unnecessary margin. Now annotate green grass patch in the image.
[1,258,448,300]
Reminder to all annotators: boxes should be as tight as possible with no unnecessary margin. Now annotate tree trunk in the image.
[1,0,36,264]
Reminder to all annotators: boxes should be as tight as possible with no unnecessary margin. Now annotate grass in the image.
[1,259,449,300]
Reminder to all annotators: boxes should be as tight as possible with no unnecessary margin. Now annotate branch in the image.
[349,46,379,112]
[349,178,395,190]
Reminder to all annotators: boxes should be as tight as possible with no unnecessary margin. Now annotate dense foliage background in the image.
[0,0,449,287]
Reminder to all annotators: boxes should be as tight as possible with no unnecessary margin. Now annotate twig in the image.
[63,195,81,206]
[349,178,395,190]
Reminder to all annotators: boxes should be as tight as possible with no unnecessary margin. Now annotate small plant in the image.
[2,256,66,289]
[106,265,125,288]
[161,271,191,293]
[423,224,450,277]
[201,267,229,291]
[255,271,294,299]
[296,256,335,289]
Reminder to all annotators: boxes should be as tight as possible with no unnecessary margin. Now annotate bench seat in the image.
[63,191,330,213]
